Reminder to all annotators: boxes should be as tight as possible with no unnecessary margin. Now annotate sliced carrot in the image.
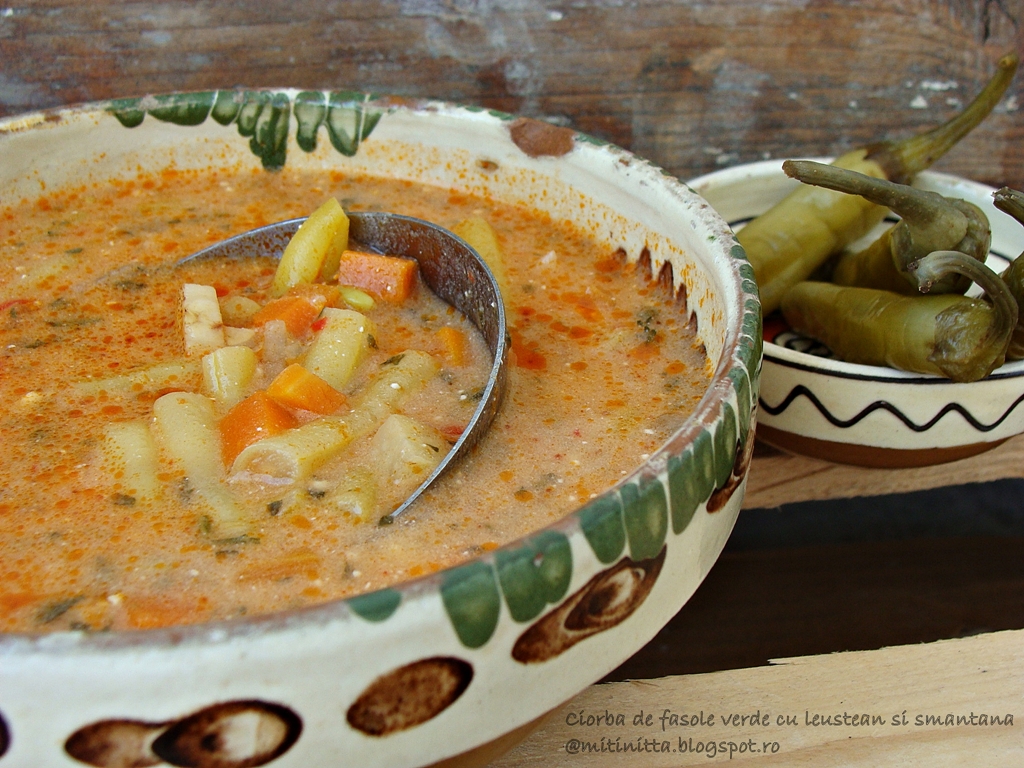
[266,363,348,415]
[435,326,470,366]
[251,295,321,336]
[334,249,418,302]
[219,391,299,467]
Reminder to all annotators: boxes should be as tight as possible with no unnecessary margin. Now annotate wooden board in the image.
[1,1,1022,189]
[493,629,1024,766]
[743,432,1024,509]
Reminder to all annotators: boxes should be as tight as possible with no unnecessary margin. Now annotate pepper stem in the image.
[993,187,1024,244]
[868,53,1019,182]
[910,250,1018,346]
[783,160,967,238]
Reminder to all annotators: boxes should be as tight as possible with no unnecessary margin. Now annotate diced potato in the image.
[451,216,510,307]
[370,414,450,496]
[271,197,349,296]
[202,345,258,407]
[302,307,375,391]
[182,283,225,356]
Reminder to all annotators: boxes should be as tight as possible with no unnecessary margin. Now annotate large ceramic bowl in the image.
[0,91,760,768]
[690,159,1024,468]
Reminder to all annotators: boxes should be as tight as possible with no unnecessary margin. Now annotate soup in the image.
[0,165,710,633]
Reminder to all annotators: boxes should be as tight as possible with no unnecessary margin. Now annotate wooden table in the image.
[4,1,1024,763]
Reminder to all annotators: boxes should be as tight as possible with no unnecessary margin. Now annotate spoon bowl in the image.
[182,211,509,523]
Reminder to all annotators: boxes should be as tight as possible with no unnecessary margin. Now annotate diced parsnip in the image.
[219,294,262,326]
[271,197,349,296]
[251,295,321,337]
[182,283,226,356]
[231,350,439,483]
[451,216,510,307]
[267,363,348,415]
[101,420,162,503]
[152,392,249,539]
[302,307,375,391]
[218,392,299,467]
[323,468,378,521]
[338,285,375,313]
[73,359,201,397]
[370,414,450,497]
[335,250,418,302]
[202,345,258,408]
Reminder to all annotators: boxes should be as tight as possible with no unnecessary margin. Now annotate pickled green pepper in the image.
[782,159,991,295]
[739,53,1018,315]
[991,186,1024,359]
[780,250,1016,382]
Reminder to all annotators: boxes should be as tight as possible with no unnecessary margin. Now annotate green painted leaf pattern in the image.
[347,588,401,622]
[147,92,215,126]
[621,476,668,562]
[107,97,145,128]
[688,429,717,504]
[210,90,242,126]
[327,91,384,157]
[249,92,291,170]
[578,493,626,564]
[235,91,270,137]
[728,367,752,447]
[713,402,739,490]
[495,530,573,622]
[441,560,501,649]
[294,91,328,152]
[107,89,387,171]
[667,448,700,535]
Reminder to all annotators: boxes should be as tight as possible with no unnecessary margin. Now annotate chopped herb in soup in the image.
[0,167,710,632]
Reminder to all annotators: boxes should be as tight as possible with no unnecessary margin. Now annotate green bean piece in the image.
[783,160,991,295]
[739,53,1018,315]
[781,251,1016,382]
[991,186,1024,359]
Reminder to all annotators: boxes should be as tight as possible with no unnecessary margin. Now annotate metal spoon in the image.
[181,212,508,524]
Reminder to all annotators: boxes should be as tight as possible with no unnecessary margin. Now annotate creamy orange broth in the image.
[0,167,709,633]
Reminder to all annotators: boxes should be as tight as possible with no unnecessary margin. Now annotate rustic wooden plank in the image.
[743,432,1024,509]
[1,1,1021,188]
[493,629,1024,767]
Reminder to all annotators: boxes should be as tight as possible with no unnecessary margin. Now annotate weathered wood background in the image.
[2,0,1023,189]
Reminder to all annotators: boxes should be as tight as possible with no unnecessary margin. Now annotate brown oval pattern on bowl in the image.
[511,546,666,664]
[347,657,474,736]
[64,700,301,768]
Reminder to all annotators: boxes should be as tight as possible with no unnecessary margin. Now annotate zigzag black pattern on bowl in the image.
[760,385,1024,433]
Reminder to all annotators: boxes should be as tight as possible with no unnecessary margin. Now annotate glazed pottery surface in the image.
[0,91,760,768]
[690,159,1024,468]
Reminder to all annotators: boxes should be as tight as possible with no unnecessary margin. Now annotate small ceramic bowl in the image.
[0,92,760,768]
[689,159,1024,468]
